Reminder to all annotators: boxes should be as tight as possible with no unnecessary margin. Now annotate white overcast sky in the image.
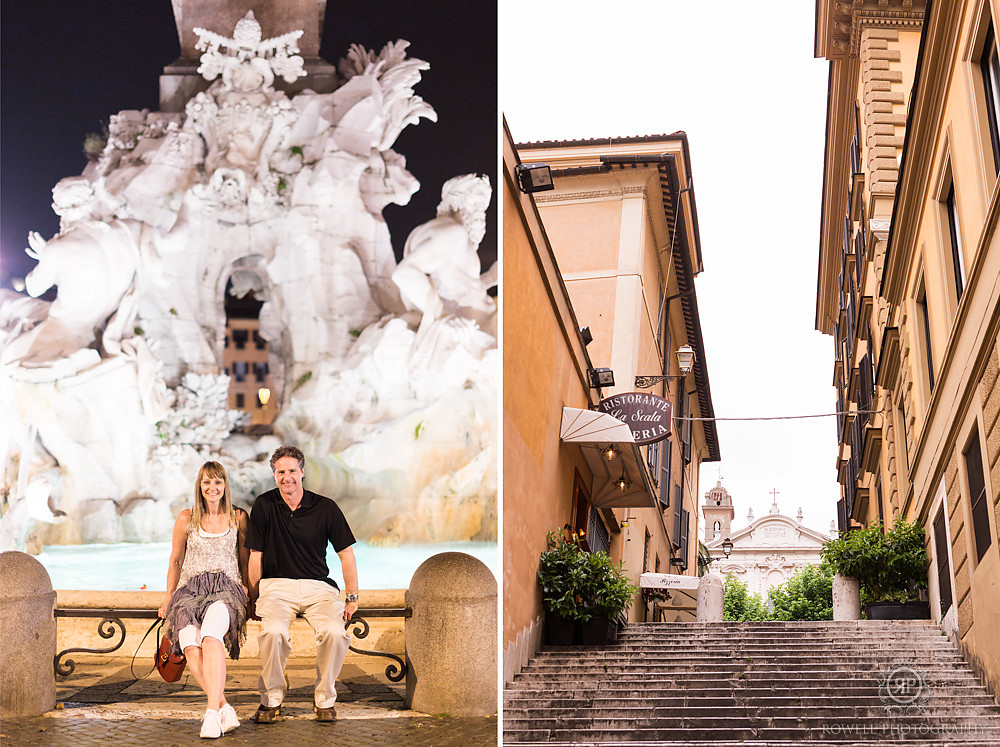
[501,1,839,534]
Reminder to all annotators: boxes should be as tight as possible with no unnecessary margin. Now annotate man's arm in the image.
[338,545,359,622]
[248,550,262,619]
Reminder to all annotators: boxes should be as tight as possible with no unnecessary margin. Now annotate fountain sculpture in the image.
[0,11,497,552]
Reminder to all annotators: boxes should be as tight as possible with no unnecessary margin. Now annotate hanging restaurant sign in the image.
[597,392,672,445]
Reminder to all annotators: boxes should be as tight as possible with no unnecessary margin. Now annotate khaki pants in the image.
[256,578,350,709]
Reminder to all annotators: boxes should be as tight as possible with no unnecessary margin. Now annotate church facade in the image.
[702,482,832,598]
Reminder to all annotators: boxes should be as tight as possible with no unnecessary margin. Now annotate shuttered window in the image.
[659,442,672,509]
[945,182,965,303]
[917,284,934,392]
[964,431,993,563]
[679,508,690,564]
[672,485,684,548]
[933,508,953,615]
[678,390,692,464]
[981,24,1000,175]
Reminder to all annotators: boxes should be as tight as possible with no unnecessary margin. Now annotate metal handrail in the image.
[54,606,411,681]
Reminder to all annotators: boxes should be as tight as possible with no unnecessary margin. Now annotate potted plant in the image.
[820,517,930,619]
[537,530,589,644]
[537,529,637,644]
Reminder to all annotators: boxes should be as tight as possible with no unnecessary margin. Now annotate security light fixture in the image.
[588,367,615,389]
[515,162,555,194]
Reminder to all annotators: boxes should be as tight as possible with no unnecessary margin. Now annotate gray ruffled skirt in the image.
[164,570,248,659]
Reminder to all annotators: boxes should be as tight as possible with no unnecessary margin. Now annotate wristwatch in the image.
[345,593,359,603]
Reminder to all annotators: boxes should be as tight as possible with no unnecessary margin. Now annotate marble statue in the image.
[0,12,496,551]
[394,175,496,320]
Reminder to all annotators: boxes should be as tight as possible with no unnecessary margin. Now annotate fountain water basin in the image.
[36,540,498,591]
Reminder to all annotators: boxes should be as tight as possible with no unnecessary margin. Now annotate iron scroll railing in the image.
[53,606,411,682]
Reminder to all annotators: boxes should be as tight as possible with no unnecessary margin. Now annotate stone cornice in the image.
[534,185,648,205]
[818,0,926,60]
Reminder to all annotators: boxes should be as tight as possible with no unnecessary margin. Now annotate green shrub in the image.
[537,530,637,623]
[820,517,928,607]
[723,575,770,621]
[768,562,834,621]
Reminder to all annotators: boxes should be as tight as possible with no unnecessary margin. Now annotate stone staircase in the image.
[503,620,1000,745]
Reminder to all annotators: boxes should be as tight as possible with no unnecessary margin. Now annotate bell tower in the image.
[703,480,734,542]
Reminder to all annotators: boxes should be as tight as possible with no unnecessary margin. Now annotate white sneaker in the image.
[219,703,240,734]
[200,708,222,739]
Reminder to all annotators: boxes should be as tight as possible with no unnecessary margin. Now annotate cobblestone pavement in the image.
[0,654,498,746]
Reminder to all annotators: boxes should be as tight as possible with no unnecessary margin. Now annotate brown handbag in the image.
[154,622,187,682]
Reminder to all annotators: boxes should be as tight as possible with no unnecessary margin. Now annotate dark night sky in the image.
[0,0,497,289]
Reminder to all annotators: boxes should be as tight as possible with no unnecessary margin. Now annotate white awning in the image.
[559,407,635,444]
[560,407,655,509]
[640,573,700,591]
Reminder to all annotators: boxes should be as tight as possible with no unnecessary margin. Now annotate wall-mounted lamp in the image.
[257,387,271,406]
[580,326,593,346]
[515,162,555,194]
[676,344,696,375]
[588,367,615,389]
[634,345,697,388]
[603,445,619,461]
[699,537,735,567]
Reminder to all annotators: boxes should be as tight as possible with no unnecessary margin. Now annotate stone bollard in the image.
[404,552,497,716]
[696,572,724,622]
[0,551,57,716]
[833,573,861,620]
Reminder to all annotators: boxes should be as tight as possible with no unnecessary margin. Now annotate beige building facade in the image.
[223,317,278,425]
[504,121,720,681]
[816,0,1000,694]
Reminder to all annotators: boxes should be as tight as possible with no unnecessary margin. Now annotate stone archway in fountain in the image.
[220,257,283,431]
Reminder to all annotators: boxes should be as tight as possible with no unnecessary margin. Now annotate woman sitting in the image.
[158,461,249,738]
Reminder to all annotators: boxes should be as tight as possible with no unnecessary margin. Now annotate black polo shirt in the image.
[246,488,356,590]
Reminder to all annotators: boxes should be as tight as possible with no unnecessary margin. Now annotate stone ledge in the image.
[55,589,407,659]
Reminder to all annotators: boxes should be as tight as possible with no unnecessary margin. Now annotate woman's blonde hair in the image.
[192,461,236,528]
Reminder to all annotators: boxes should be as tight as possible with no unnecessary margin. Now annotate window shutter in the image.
[672,485,683,547]
[678,389,692,463]
[933,510,953,615]
[965,432,992,562]
[659,443,672,509]
[680,508,690,563]
[647,440,660,476]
